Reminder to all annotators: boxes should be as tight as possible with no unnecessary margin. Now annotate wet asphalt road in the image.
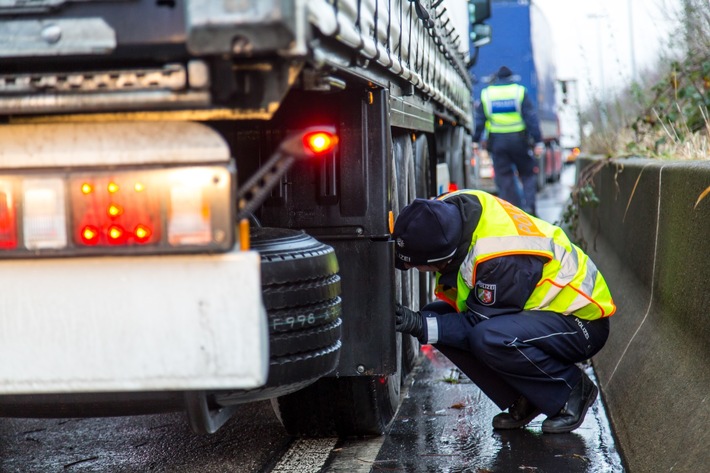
[374,346,624,472]
[0,347,624,472]
[0,165,626,472]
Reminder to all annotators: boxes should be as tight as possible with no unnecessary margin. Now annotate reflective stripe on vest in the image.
[433,190,616,320]
[481,84,526,133]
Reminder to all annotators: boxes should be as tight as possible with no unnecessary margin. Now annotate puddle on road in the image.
[375,347,625,472]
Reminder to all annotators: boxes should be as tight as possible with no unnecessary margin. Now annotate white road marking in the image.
[269,434,387,472]
[271,438,338,473]
[326,436,387,472]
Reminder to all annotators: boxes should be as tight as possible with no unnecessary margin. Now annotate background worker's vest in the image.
[481,84,526,134]
[434,190,616,320]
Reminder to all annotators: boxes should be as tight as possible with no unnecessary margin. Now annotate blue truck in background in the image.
[470,0,563,192]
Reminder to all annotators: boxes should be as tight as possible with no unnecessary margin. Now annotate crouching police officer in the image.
[393,190,615,434]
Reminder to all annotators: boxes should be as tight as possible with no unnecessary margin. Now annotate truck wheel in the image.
[413,133,433,346]
[393,135,430,382]
[414,133,432,198]
[451,126,469,188]
[271,340,401,437]
[252,227,340,286]
[216,228,342,405]
[256,226,342,385]
[395,133,423,379]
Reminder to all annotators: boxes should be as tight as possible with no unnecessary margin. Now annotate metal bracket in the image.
[236,127,338,221]
[184,391,239,434]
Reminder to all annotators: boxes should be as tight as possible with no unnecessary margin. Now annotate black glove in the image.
[395,304,428,344]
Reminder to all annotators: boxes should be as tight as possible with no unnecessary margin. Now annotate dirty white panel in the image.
[0,250,268,394]
[0,18,116,57]
[0,121,230,168]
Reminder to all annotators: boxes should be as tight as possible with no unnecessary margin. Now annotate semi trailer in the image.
[0,0,490,437]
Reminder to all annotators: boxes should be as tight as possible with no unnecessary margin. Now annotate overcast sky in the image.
[533,0,683,106]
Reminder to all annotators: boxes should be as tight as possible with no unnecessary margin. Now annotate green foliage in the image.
[631,55,710,149]
[583,0,710,160]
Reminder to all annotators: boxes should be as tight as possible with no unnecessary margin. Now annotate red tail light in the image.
[0,164,234,257]
[303,131,339,155]
[0,184,17,249]
[71,174,162,248]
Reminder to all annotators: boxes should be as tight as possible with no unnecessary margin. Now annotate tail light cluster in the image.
[0,164,234,257]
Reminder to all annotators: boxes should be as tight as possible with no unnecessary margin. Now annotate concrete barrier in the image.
[577,157,710,472]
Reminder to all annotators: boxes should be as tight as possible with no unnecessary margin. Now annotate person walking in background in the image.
[473,66,545,216]
[392,190,615,433]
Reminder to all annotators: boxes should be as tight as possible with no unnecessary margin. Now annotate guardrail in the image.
[577,156,710,473]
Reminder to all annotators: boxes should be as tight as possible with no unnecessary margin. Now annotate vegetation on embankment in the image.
[583,0,710,161]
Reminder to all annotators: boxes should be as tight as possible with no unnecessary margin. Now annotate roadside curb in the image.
[577,156,710,473]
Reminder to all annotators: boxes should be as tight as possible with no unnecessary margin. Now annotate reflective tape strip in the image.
[567,293,594,314]
[473,236,582,286]
[538,283,563,309]
[426,317,439,345]
[556,244,580,282]
[460,236,555,285]
[580,258,599,296]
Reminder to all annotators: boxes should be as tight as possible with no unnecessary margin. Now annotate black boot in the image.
[492,395,541,430]
[542,372,598,434]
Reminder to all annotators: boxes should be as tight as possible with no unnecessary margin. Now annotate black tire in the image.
[272,371,401,437]
[262,275,341,311]
[393,133,420,382]
[270,319,342,357]
[254,226,342,372]
[450,126,467,189]
[251,227,340,285]
[268,297,342,333]
[414,133,432,198]
[215,228,342,406]
[216,339,342,404]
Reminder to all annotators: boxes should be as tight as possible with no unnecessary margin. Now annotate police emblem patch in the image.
[475,281,496,306]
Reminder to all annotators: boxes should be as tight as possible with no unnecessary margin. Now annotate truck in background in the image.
[0,0,491,438]
[469,0,562,193]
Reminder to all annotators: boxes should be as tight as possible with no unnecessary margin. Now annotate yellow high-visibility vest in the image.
[434,190,616,320]
[481,83,526,134]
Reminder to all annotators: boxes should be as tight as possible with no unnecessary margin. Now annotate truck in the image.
[0,0,490,437]
[469,0,562,192]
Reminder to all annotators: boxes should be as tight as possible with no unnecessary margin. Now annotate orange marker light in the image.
[239,218,250,251]
[107,182,119,193]
[303,131,338,155]
[81,183,93,195]
[134,182,145,192]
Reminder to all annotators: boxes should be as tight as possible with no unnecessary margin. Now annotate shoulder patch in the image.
[475,281,497,306]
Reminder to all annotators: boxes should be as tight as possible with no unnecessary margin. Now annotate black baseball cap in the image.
[392,198,463,270]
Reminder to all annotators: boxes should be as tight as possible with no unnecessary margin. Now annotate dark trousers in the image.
[424,301,610,416]
[489,132,538,214]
